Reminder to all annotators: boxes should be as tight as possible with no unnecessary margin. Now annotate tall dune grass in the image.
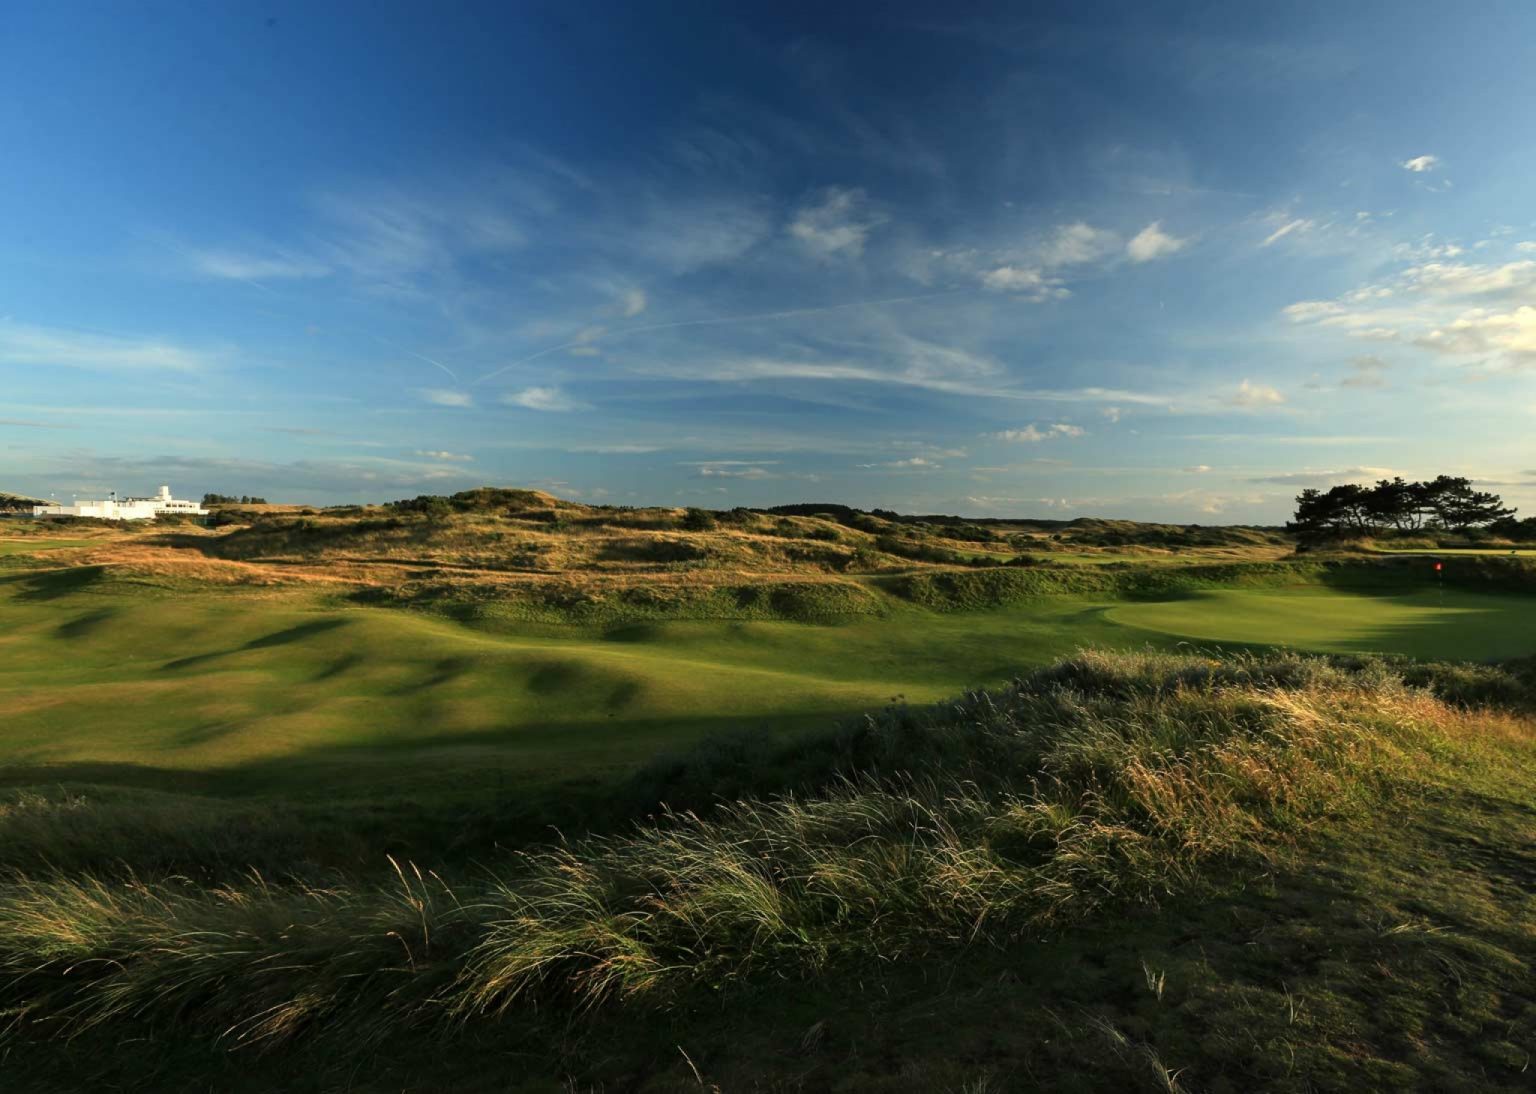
[0,650,1529,1050]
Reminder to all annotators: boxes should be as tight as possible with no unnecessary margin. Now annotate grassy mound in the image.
[886,555,1536,610]
[2,650,1532,1090]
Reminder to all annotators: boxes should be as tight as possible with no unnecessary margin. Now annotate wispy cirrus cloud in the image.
[0,417,76,429]
[1249,466,1394,486]
[789,186,886,258]
[504,386,585,411]
[189,248,332,281]
[696,464,775,478]
[1261,218,1313,247]
[0,322,211,373]
[419,388,474,407]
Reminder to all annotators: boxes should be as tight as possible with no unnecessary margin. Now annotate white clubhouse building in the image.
[32,485,208,522]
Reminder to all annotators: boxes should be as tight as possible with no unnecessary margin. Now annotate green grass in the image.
[1377,547,1536,556]
[1110,585,1536,661]
[2,649,1532,1091]
[4,563,1535,813]
[0,539,91,556]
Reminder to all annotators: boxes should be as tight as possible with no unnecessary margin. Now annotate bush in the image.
[680,506,717,531]
[387,495,454,518]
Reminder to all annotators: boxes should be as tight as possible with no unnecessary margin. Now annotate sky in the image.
[4,0,1535,521]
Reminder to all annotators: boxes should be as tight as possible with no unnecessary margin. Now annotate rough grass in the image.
[2,650,1529,1071]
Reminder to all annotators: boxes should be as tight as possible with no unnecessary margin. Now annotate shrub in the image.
[387,495,454,518]
[680,507,717,531]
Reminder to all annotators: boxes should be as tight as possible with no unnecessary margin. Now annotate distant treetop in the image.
[1289,476,1519,537]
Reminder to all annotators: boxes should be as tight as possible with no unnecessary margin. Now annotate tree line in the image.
[202,493,268,505]
[1290,476,1522,536]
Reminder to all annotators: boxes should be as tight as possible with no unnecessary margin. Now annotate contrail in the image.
[369,334,460,385]
[470,289,968,386]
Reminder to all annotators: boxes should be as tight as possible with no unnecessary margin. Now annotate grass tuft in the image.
[1,649,1527,1059]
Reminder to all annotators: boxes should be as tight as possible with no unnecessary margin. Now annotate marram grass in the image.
[0,650,1529,1051]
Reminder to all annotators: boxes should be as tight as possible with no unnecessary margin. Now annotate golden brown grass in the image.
[1,650,1527,1051]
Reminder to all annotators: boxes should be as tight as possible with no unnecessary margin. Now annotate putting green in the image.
[1109,586,1536,661]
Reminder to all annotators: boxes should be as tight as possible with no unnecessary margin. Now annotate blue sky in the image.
[4,0,1535,520]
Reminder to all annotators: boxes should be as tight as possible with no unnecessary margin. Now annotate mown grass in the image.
[5,554,1536,817]
[1,649,1531,1094]
[1110,584,1536,661]
[0,540,93,557]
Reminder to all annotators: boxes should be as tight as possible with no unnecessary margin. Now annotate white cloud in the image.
[0,322,209,372]
[505,385,584,411]
[420,388,473,407]
[627,193,772,273]
[1392,237,1463,262]
[1101,406,1122,423]
[1183,465,1212,473]
[1038,222,1120,266]
[191,249,331,281]
[789,186,886,258]
[698,465,773,478]
[1126,221,1187,263]
[1400,261,1536,299]
[414,449,474,462]
[1261,218,1313,247]
[1226,380,1286,408]
[621,289,648,317]
[992,423,1085,443]
[1400,154,1440,173]
[683,460,780,479]
[857,456,940,469]
[1283,300,1346,322]
[1517,242,1536,254]
[1250,466,1394,486]
[1283,258,1536,368]
[1413,306,1536,363]
[979,266,1068,300]
[311,185,527,282]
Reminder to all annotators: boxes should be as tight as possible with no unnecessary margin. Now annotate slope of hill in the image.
[2,649,1532,1091]
[0,489,46,509]
[69,487,1290,625]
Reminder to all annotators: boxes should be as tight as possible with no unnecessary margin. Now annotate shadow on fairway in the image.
[1329,595,1536,661]
[160,618,352,671]
[54,606,119,639]
[9,564,109,601]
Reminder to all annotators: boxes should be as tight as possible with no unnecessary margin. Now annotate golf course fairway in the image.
[4,566,1535,804]
[1109,585,1536,661]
